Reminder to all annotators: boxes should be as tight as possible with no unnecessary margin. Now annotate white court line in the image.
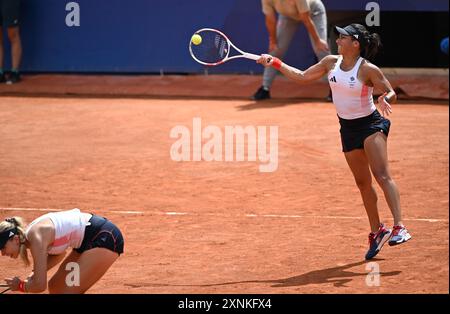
[0,207,447,223]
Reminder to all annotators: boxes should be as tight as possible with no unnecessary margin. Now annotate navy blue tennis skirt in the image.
[75,215,124,255]
[338,110,391,153]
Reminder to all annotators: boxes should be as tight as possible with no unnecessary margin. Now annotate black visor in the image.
[334,25,361,40]
[0,228,17,250]
[334,24,370,50]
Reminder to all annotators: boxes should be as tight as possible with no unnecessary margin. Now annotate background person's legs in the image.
[307,0,332,100]
[307,0,329,61]
[253,15,299,100]
[0,0,3,71]
[6,26,21,83]
[262,15,299,90]
[0,0,22,83]
[0,26,5,82]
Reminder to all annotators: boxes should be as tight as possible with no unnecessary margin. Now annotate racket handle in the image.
[243,53,261,61]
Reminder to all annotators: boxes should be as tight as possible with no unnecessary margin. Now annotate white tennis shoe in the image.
[389,225,412,246]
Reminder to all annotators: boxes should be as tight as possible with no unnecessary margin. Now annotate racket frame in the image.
[189,28,260,66]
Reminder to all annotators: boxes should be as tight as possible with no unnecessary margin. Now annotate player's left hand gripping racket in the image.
[189,28,260,66]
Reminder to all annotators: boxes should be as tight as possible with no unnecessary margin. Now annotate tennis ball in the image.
[191,34,202,45]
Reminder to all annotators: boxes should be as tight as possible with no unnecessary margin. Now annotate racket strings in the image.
[191,31,230,64]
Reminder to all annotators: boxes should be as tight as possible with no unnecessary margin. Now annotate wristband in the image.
[18,280,26,293]
[271,57,282,70]
[384,96,390,103]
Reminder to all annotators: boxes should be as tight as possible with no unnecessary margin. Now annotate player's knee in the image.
[354,178,372,191]
[373,171,391,186]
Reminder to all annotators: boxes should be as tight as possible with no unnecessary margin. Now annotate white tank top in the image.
[25,208,90,255]
[328,56,377,119]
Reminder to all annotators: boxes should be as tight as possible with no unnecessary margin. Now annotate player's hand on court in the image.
[257,54,274,67]
[4,277,21,291]
[378,92,393,116]
[314,38,329,53]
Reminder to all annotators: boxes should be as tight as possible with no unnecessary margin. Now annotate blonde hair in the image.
[0,217,30,266]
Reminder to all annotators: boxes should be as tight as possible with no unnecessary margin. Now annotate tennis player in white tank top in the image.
[0,208,124,293]
[256,23,411,260]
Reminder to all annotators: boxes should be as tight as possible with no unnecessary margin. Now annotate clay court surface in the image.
[0,90,448,293]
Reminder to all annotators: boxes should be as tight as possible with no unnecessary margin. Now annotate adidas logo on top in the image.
[329,76,337,83]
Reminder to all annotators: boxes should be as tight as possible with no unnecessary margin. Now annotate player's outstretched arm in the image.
[257,54,334,84]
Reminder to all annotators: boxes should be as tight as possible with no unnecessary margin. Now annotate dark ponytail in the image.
[350,24,382,61]
[363,32,382,61]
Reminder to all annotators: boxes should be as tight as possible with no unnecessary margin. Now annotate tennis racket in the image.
[1,284,11,294]
[189,28,261,66]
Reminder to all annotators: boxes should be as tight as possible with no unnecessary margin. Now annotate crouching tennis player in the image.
[0,208,124,293]
[257,23,411,260]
